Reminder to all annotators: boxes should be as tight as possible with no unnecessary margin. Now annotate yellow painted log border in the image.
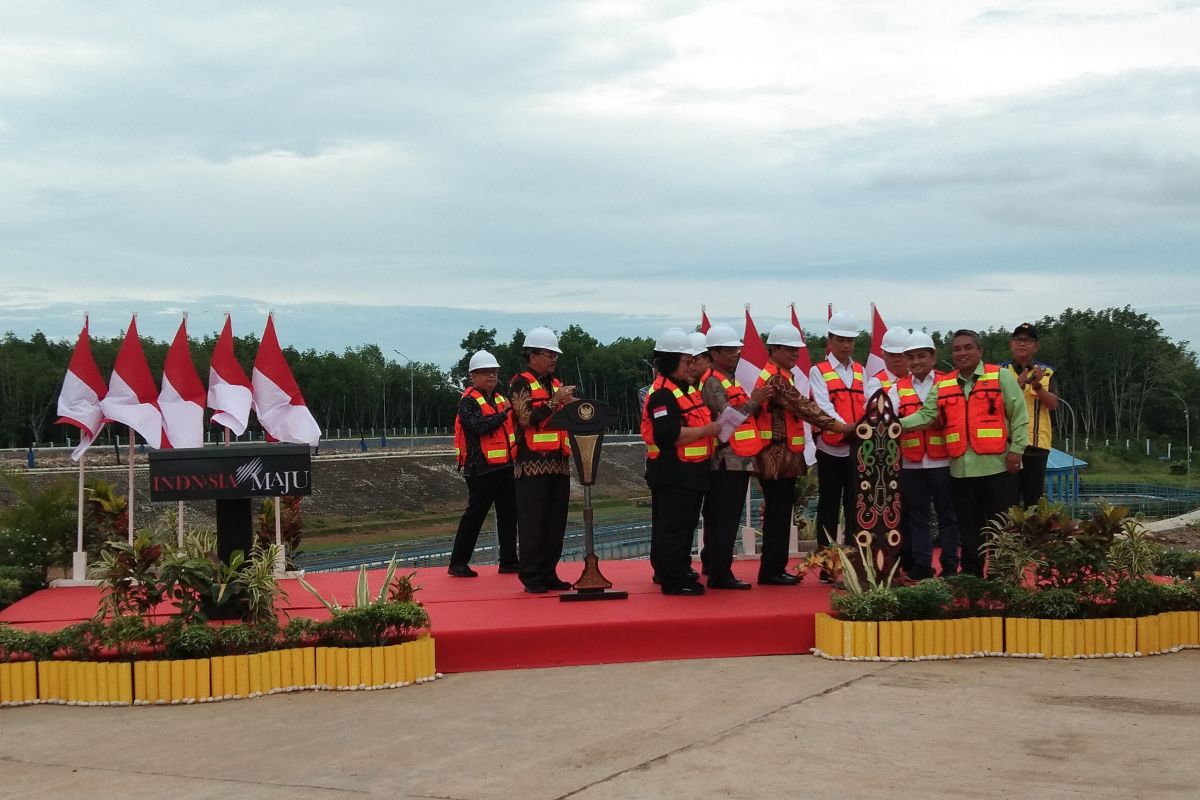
[0,637,440,709]
[812,612,1200,662]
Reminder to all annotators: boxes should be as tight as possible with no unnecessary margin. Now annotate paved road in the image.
[2,652,1197,799]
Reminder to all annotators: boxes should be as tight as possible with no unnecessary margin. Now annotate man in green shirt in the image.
[899,330,1028,576]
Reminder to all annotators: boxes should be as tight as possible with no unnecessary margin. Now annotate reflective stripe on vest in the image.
[816,359,864,447]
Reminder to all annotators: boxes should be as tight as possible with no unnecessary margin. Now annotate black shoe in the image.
[497,564,520,574]
[906,566,935,581]
[448,564,478,578]
[758,573,800,586]
[662,582,706,596]
[523,582,548,594]
[707,577,752,590]
[545,578,573,591]
[686,569,700,580]
[818,569,834,584]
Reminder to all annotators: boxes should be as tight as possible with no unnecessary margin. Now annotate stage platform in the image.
[0,558,834,673]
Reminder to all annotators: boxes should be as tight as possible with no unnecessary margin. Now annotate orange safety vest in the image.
[936,364,1008,457]
[453,387,516,467]
[641,375,715,462]
[895,373,950,462]
[815,358,864,446]
[752,362,806,454]
[702,368,762,457]
[513,371,571,456]
[871,369,895,394]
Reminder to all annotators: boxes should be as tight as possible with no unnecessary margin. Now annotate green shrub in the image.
[831,587,899,622]
[316,601,431,647]
[1112,579,1168,618]
[892,579,954,620]
[282,617,320,648]
[212,621,279,656]
[1009,587,1084,619]
[162,622,218,660]
[942,574,1013,613]
[0,565,44,597]
[0,578,22,609]
[1156,550,1200,580]
[1157,581,1200,612]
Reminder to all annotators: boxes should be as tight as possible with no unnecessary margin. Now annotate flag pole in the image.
[127,426,135,543]
[274,498,285,575]
[73,452,87,580]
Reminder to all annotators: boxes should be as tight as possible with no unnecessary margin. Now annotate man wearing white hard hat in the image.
[449,350,519,577]
[864,327,912,410]
[755,323,848,585]
[808,311,867,581]
[696,323,770,589]
[509,327,578,593]
[887,331,959,579]
[642,328,719,595]
[899,329,1027,577]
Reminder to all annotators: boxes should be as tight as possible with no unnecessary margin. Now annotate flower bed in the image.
[0,636,439,707]
[813,502,1200,663]
[814,611,1200,660]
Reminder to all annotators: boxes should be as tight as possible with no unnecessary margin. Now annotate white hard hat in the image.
[766,323,804,347]
[904,331,937,352]
[704,323,742,349]
[654,328,692,354]
[827,311,860,338]
[468,350,500,371]
[881,327,912,354]
[687,332,709,356]
[523,326,562,353]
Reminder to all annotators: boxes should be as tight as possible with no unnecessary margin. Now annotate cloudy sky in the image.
[2,1,1198,366]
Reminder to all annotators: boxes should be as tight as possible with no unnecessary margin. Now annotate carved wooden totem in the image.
[849,388,903,581]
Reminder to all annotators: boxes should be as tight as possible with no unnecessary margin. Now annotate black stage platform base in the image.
[560,588,630,602]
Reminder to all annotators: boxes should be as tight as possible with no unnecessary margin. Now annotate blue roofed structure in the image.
[1045,447,1088,503]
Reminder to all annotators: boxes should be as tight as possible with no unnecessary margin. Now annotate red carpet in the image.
[0,558,834,672]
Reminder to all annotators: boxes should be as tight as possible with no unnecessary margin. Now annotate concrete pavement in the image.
[2,652,1198,799]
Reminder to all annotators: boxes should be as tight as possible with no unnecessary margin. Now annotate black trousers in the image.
[702,470,750,581]
[757,477,796,578]
[900,467,959,575]
[651,484,705,589]
[515,474,570,588]
[951,471,1017,577]
[1017,448,1049,509]
[815,451,856,548]
[450,467,518,568]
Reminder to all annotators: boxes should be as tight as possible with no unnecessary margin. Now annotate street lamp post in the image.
[392,350,416,452]
[1166,390,1191,486]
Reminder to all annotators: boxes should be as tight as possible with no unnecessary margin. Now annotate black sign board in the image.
[148,444,312,502]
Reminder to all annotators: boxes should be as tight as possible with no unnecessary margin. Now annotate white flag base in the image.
[273,547,287,577]
[52,576,101,588]
[740,525,758,556]
[71,550,88,581]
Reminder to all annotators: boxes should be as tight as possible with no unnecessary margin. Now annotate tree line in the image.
[0,305,1196,449]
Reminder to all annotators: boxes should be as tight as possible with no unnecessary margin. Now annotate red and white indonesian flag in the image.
[100,315,163,449]
[252,314,321,446]
[789,304,817,467]
[159,317,206,449]
[56,316,108,461]
[864,303,888,382]
[208,315,252,435]
[735,307,768,392]
[699,305,711,334]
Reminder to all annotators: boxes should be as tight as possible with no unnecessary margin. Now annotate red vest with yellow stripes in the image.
[937,364,1008,457]
[895,373,949,462]
[453,387,516,467]
[514,371,570,456]
[752,362,806,454]
[815,359,865,446]
[641,375,715,462]
[701,368,762,457]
